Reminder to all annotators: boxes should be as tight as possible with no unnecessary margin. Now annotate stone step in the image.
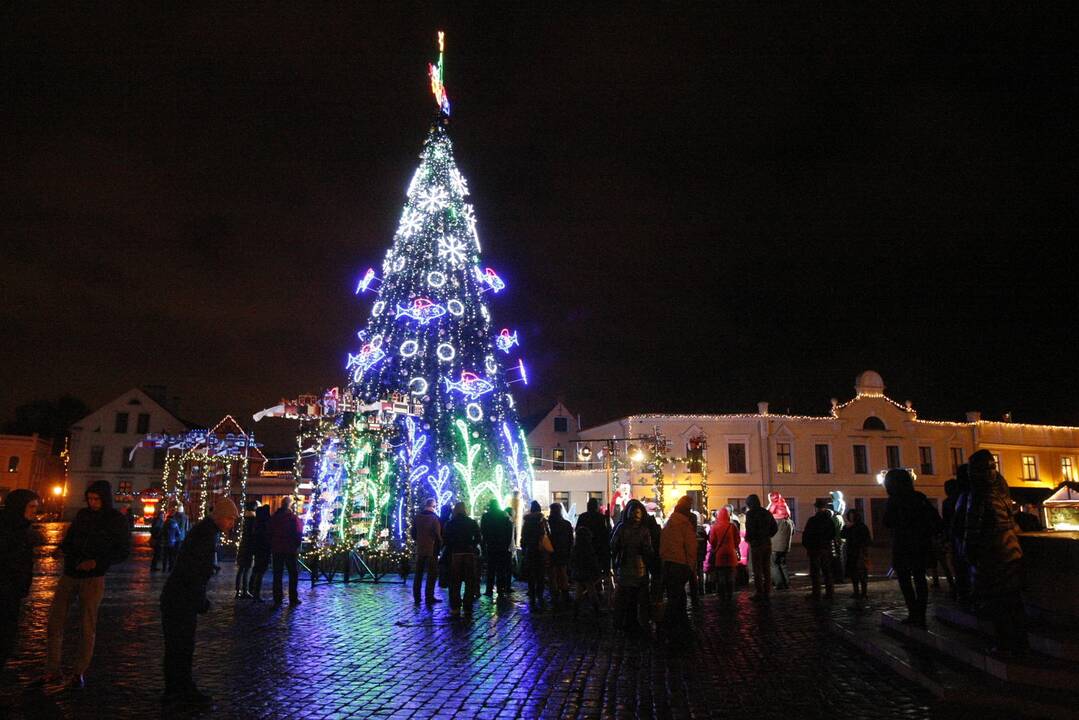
[881,610,1079,691]
[828,615,1075,720]
[933,604,1079,662]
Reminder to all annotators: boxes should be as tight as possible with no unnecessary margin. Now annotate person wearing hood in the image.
[744,494,779,602]
[44,480,131,689]
[1,489,42,670]
[520,501,550,611]
[767,493,795,590]
[883,468,940,627]
[480,499,512,599]
[659,495,698,625]
[160,496,238,706]
[802,499,837,601]
[961,450,1028,654]
[610,499,654,630]
[247,504,272,601]
[705,507,740,603]
[547,503,574,608]
[234,500,258,598]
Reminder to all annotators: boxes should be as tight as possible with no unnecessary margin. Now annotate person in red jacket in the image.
[268,496,304,607]
[705,507,740,604]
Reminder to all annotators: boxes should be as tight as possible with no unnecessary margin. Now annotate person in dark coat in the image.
[160,497,238,706]
[571,525,602,618]
[883,468,940,627]
[149,509,164,572]
[443,502,482,619]
[744,494,778,602]
[802,499,836,600]
[247,505,272,601]
[0,490,42,670]
[547,503,574,608]
[479,499,513,598]
[610,499,654,630]
[161,512,182,572]
[962,450,1028,654]
[520,501,550,611]
[44,480,131,689]
[575,497,612,595]
[234,500,258,598]
[268,496,304,607]
[841,508,872,598]
[412,497,443,605]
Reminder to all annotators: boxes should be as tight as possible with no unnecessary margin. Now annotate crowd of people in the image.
[0,447,1042,707]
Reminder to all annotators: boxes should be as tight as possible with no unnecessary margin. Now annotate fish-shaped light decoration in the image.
[396,298,447,325]
[442,370,495,400]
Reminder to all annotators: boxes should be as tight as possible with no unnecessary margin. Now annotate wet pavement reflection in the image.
[0,523,937,719]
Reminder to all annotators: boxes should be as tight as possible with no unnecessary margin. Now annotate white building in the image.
[65,388,189,518]
[527,371,1079,542]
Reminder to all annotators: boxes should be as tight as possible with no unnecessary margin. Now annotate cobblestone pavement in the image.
[0,525,960,719]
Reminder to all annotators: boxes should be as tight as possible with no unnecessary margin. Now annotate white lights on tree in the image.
[466,403,483,422]
[446,299,464,316]
[462,204,477,236]
[451,167,469,196]
[409,377,428,395]
[371,301,385,316]
[399,208,424,237]
[400,339,419,357]
[436,343,456,362]
[407,167,424,197]
[418,186,448,212]
[437,235,467,265]
[427,270,446,287]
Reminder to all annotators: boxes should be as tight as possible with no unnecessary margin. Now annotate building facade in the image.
[528,371,1079,541]
[65,388,189,518]
[0,433,65,510]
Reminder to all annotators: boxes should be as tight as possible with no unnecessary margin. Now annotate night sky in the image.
[4,5,1077,451]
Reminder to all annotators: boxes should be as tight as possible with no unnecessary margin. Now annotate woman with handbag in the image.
[706,507,740,604]
[520,501,551,611]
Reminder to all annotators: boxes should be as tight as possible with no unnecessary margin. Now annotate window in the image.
[919,446,934,476]
[992,453,1002,473]
[553,416,569,433]
[950,447,965,475]
[1021,455,1038,481]
[552,448,566,466]
[815,444,831,474]
[530,448,543,469]
[115,412,129,434]
[153,448,167,470]
[551,491,569,509]
[853,445,868,474]
[7,456,19,473]
[728,443,747,474]
[1063,457,1075,482]
[116,480,133,495]
[587,491,605,505]
[121,447,135,469]
[862,416,886,431]
[886,445,901,468]
[776,443,792,473]
[136,413,150,434]
[90,446,104,468]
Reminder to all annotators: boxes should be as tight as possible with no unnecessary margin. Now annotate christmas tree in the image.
[302,33,533,556]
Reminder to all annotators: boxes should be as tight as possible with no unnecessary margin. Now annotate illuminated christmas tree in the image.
[302,33,533,556]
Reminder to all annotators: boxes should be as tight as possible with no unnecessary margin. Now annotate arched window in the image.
[7,456,19,473]
[862,416,886,431]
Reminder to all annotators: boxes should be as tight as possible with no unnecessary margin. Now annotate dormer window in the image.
[862,416,886,431]
[553,417,569,433]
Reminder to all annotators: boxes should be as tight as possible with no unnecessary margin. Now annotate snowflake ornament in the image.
[437,235,467,266]
[451,168,469,197]
[398,208,423,237]
[418,186,448,213]
[462,204,477,235]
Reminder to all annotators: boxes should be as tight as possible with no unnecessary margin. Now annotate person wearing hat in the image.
[159,496,238,706]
